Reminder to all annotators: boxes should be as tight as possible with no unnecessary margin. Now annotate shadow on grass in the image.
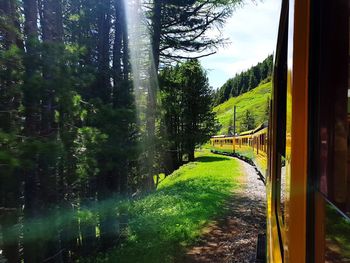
[108,177,235,263]
[195,156,229,163]
[93,154,241,263]
[179,193,266,263]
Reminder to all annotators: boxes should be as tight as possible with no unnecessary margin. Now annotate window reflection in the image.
[325,204,350,262]
[279,160,286,223]
[315,1,350,262]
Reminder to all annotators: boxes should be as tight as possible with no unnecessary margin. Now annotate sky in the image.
[200,0,282,89]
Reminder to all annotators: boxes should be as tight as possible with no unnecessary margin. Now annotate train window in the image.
[316,0,350,222]
[274,0,288,230]
[311,0,350,261]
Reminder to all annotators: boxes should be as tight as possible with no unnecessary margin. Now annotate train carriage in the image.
[210,124,268,177]
[268,0,350,262]
[211,0,350,262]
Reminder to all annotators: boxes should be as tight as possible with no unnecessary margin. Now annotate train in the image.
[211,0,350,262]
[210,123,268,177]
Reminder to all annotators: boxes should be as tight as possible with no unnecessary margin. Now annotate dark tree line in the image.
[0,0,240,262]
[1,0,137,262]
[214,54,273,105]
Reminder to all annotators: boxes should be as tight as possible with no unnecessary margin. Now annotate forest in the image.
[214,55,273,106]
[0,0,242,262]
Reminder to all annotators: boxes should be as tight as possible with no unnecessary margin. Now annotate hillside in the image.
[214,55,273,105]
[213,81,272,135]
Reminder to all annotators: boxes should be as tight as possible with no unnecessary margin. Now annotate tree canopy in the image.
[159,59,220,170]
[0,0,232,261]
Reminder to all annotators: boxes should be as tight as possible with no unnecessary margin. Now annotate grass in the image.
[214,81,272,134]
[93,151,242,263]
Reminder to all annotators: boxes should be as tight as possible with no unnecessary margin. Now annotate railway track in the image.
[182,158,266,263]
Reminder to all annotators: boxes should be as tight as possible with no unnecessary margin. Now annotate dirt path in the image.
[181,158,266,263]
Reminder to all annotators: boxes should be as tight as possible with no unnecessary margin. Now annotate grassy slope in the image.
[95,151,242,263]
[214,81,272,134]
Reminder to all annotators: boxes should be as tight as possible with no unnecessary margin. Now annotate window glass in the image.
[314,1,350,262]
[317,3,350,219]
[274,0,289,227]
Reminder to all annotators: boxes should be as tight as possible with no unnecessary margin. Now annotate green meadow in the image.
[91,151,242,263]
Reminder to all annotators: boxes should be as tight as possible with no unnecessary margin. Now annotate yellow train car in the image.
[267,0,350,262]
[210,135,235,154]
[210,124,268,177]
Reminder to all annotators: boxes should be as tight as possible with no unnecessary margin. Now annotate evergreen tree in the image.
[0,0,238,261]
[0,2,23,262]
[160,60,220,165]
[145,0,242,190]
[181,60,220,161]
[240,110,256,131]
[264,96,270,122]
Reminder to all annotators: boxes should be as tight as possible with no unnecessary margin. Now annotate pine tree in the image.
[240,110,256,132]
[264,97,270,122]
[0,0,241,261]
[0,1,23,262]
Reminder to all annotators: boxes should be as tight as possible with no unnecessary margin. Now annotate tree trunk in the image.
[22,0,43,261]
[151,0,161,71]
[144,0,162,191]
[80,180,97,256]
[96,0,111,103]
[0,1,22,262]
[39,0,64,261]
[113,0,123,106]
[1,209,19,263]
[188,147,195,162]
[122,12,129,81]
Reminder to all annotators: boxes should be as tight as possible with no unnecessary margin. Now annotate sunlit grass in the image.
[213,81,271,134]
[94,151,242,263]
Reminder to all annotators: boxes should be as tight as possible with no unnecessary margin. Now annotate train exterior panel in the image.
[267,0,350,262]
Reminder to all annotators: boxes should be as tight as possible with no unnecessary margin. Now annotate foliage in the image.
[159,59,220,169]
[240,110,256,131]
[145,0,243,64]
[214,81,272,134]
[0,0,240,261]
[74,127,108,180]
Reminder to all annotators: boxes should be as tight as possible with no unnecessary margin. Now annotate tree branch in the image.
[160,51,216,60]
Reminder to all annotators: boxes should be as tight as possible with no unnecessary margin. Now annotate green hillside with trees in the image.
[213,81,272,135]
[214,55,273,106]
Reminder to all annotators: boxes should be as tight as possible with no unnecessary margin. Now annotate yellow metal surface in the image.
[267,0,310,262]
[266,0,287,261]
[266,180,283,263]
[284,0,309,262]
